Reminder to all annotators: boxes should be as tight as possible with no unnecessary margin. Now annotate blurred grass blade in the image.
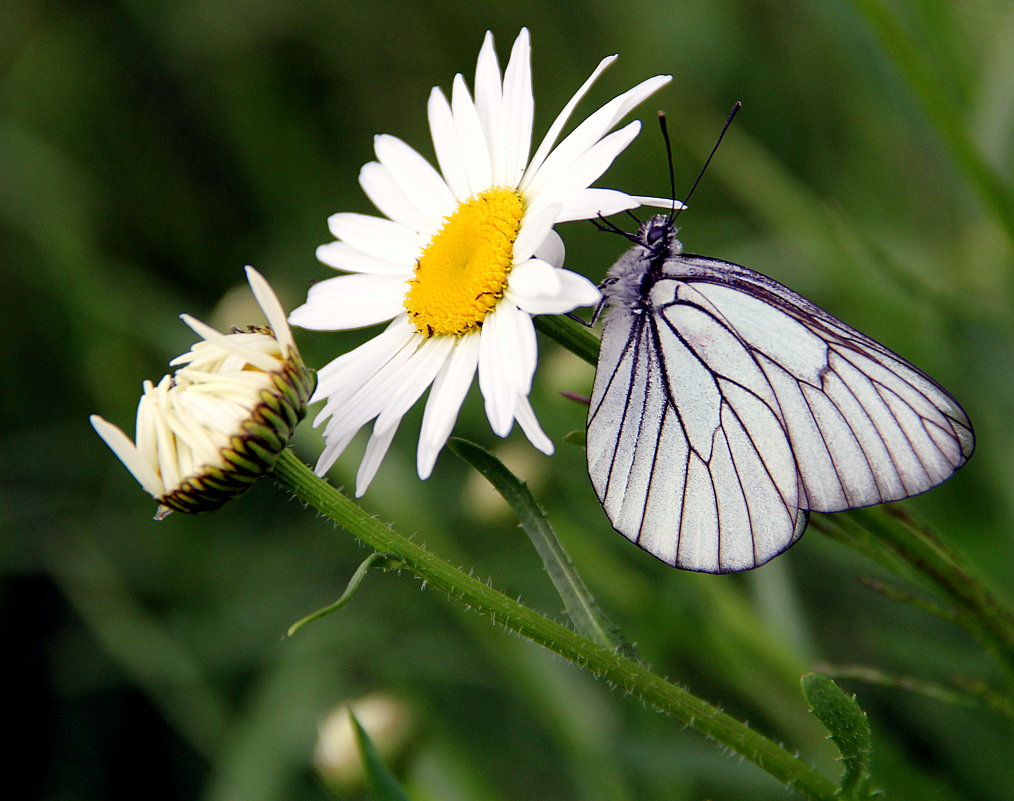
[818,664,1014,720]
[851,0,1014,241]
[350,712,412,801]
[801,673,874,799]
[856,507,1014,677]
[286,552,398,638]
[814,507,1014,680]
[448,437,633,657]
[856,576,959,625]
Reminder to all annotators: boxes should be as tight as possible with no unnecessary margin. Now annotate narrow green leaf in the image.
[350,711,412,801]
[562,429,587,446]
[801,673,873,798]
[285,552,399,638]
[447,437,633,657]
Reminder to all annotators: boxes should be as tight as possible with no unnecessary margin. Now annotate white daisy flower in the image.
[91,267,315,517]
[290,28,671,495]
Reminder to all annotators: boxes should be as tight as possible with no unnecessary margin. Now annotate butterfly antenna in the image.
[657,112,678,222]
[674,100,742,221]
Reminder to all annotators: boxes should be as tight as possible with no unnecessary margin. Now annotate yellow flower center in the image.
[405,187,524,337]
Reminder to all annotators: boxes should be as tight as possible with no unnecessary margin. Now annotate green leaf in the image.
[562,429,587,446]
[801,673,873,798]
[350,711,412,801]
[285,552,399,638]
[447,437,633,657]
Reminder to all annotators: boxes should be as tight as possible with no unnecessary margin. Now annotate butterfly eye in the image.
[643,217,671,249]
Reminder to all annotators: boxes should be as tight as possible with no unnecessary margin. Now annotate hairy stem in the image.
[271,448,838,800]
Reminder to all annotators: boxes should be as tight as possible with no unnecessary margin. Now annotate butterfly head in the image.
[601,215,684,311]
[639,214,684,259]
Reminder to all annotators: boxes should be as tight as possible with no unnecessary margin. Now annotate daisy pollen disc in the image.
[406,187,523,337]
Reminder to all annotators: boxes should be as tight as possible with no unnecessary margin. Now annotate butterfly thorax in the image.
[602,215,683,312]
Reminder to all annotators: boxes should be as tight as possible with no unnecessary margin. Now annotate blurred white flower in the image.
[314,692,416,792]
[91,267,314,517]
[290,28,671,495]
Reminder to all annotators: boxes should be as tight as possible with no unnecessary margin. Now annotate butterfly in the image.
[586,214,974,573]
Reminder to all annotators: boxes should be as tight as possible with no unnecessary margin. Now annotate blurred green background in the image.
[3,0,1013,799]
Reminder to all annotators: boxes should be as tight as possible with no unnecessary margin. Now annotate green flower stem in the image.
[271,448,838,800]
[534,314,600,366]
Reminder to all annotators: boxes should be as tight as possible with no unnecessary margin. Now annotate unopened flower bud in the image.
[91,267,314,517]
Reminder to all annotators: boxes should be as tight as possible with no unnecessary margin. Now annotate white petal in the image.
[554,187,642,223]
[478,306,516,436]
[315,430,354,476]
[314,345,419,448]
[418,334,480,479]
[506,258,562,299]
[533,229,565,267]
[374,336,454,435]
[513,395,554,455]
[316,241,411,276]
[316,332,419,432]
[473,31,503,178]
[525,122,641,215]
[288,274,406,331]
[312,317,415,402]
[327,213,423,265]
[147,377,184,492]
[374,134,456,223]
[451,74,492,194]
[508,304,538,396]
[633,195,686,210]
[521,75,671,197]
[91,415,165,497]
[359,161,435,233]
[179,314,278,372]
[134,379,158,471]
[507,260,601,315]
[244,267,294,355]
[479,304,537,433]
[355,422,400,496]
[497,28,533,185]
[524,54,618,186]
[427,87,471,200]
[513,203,561,263]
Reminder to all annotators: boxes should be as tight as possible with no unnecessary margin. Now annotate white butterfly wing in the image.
[588,282,808,573]
[588,252,973,573]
